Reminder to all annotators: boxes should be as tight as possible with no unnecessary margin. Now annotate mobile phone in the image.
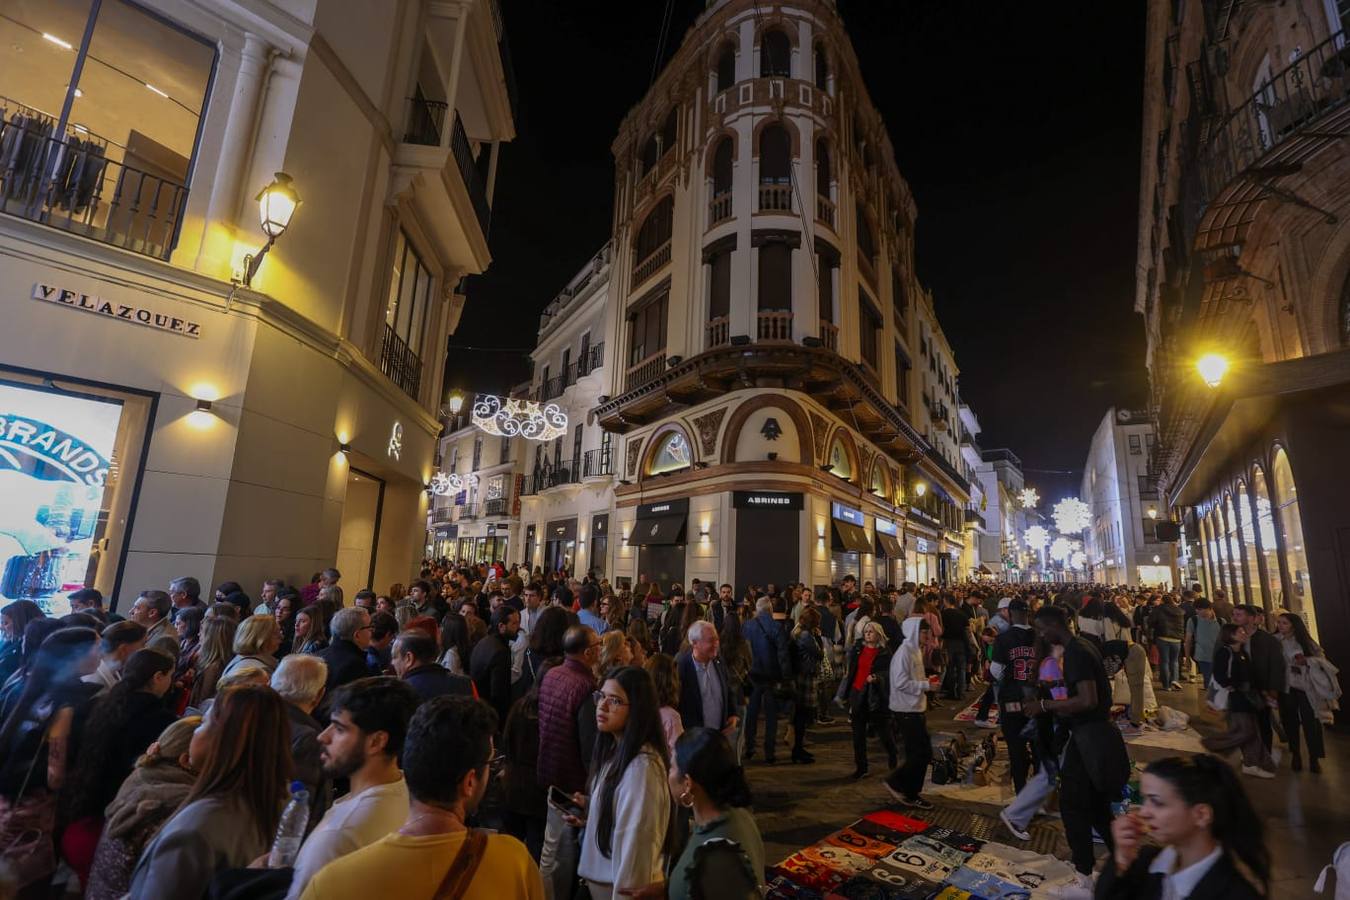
[548,785,583,817]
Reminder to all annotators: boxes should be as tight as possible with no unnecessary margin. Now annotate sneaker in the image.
[1242,765,1276,779]
[1169,682,1183,691]
[973,719,998,729]
[901,795,934,811]
[884,781,905,803]
[999,809,1031,841]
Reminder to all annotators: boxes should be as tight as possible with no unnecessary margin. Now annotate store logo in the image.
[650,522,659,536]
[0,414,111,486]
[648,503,671,513]
[32,283,202,339]
[745,495,790,505]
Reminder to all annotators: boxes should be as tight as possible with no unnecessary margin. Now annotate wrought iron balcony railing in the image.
[380,323,423,399]
[582,446,613,477]
[404,96,448,146]
[450,115,491,235]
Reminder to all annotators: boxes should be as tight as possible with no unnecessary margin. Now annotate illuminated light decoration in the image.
[387,422,403,460]
[1049,537,1071,562]
[1024,525,1049,551]
[429,471,479,497]
[1051,497,1091,533]
[1018,487,1039,509]
[1070,550,1087,569]
[471,394,567,441]
[1195,353,1229,388]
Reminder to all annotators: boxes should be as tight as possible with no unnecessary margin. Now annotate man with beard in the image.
[286,677,420,899]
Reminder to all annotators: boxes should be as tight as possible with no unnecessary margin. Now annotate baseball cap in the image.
[997,597,1013,610]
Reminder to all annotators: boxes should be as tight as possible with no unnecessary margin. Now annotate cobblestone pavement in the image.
[742,678,1348,898]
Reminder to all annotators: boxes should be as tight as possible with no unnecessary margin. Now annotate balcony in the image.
[379,323,423,399]
[0,118,187,261]
[708,191,732,226]
[533,341,605,401]
[631,240,671,288]
[582,446,614,478]
[757,310,793,341]
[484,497,511,517]
[450,115,491,236]
[391,111,493,273]
[819,320,838,351]
[625,350,667,392]
[404,96,448,146]
[816,194,836,229]
[706,315,730,349]
[1193,29,1350,251]
[524,459,579,494]
[758,183,792,212]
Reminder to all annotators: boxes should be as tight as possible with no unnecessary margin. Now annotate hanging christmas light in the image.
[428,472,479,497]
[1024,525,1049,551]
[1018,487,1039,509]
[1052,497,1091,533]
[1070,550,1087,570]
[471,395,567,441]
[1049,537,1072,562]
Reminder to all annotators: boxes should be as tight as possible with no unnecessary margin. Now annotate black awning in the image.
[831,520,871,554]
[876,532,904,559]
[627,514,687,546]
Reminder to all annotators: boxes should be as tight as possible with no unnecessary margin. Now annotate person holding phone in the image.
[568,667,671,899]
[1095,754,1267,899]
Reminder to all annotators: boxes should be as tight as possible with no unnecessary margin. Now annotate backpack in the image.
[1316,842,1350,900]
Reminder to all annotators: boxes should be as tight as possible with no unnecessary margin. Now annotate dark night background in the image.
[448,1,1148,504]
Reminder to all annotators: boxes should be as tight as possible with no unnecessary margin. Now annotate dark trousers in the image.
[502,811,545,860]
[942,640,968,699]
[791,699,812,753]
[974,683,996,720]
[999,711,1034,793]
[1256,702,1274,754]
[1279,687,1325,760]
[849,690,897,770]
[746,677,780,760]
[885,711,932,800]
[1058,736,1115,876]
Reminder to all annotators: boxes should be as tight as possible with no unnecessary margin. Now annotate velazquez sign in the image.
[32,283,202,338]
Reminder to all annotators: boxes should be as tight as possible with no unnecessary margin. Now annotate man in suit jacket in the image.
[1235,604,1285,754]
[675,620,738,734]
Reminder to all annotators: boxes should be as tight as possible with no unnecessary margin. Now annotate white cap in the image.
[997,597,1013,610]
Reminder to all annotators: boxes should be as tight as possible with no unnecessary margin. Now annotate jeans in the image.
[941,640,968,699]
[539,803,579,900]
[885,711,931,800]
[1279,687,1326,761]
[746,677,781,760]
[1002,765,1055,831]
[1156,638,1181,686]
[1196,659,1213,688]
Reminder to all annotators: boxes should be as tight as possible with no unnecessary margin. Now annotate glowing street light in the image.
[1196,353,1229,389]
[1147,505,1158,520]
[914,481,928,498]
[447,393,465,415]
[243,173,301,286]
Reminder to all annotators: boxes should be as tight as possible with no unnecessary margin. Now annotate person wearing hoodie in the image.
[883,617,936,810]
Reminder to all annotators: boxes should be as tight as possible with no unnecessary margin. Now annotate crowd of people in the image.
[0,561,1334,898]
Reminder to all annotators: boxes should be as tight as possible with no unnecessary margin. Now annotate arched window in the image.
[649,431,692,475]
[761,29,790,77]
[757,241,792,311]
[869,463,887,498]
[715,43,736,93]
[640,134,659,176]
[712,138,734,195]
[1223,494,1245,602]
[1272,448,1318,638]
[856,206,876,262]
[826,437,852,478]
[815,138,830,198]
[634,196,673,262]
[1235,480,1264,607]
[661,107,678,156]
[759,124,791,184]
[1251,466,1283,606]
[1209,508,1227,595]
[814,44,828,90]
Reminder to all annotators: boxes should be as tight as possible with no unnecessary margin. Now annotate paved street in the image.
[744,681,1347,898]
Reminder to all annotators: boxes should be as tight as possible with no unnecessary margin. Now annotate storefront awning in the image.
[875,531,904,559]
[627,514,687,546]
[831,520,871,554]
[976,564,993,575]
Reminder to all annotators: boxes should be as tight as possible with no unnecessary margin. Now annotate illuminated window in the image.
[827,438,851,478]
[648,432,691,475]
[1272,448,1317,639]
[1250,466,1282,606]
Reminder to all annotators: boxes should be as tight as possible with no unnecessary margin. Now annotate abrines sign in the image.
[33,283,202,339]
[733,491,803,510]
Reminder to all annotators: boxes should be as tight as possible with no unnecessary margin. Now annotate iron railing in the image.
[484,497,510,517]
[404,96,448,145]
[582,446,613,477]
[380,323,423,398]
[450,114,491,234]
[524,460,579,494]
[535,342,605,401]
[0,119,187,261]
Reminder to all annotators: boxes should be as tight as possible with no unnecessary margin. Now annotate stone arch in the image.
[639,421,698,482]
[824,426,861,483]
[751,115,802,159]
[720,394,813,464]
[703,128,740,177]
[866,456,892,500]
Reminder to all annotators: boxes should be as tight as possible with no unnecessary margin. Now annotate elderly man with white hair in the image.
[675,619,739,737]
[272,653,332,824]
[319,607,375,693]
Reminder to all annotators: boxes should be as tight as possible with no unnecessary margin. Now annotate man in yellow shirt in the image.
[301,696,543,899]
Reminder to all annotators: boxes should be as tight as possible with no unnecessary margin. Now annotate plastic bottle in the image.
[268,780,311,867]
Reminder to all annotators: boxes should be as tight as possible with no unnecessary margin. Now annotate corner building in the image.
[0,0,514,612]
[585,0,973,595]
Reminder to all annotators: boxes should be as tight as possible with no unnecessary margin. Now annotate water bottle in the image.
[268,781,310,867]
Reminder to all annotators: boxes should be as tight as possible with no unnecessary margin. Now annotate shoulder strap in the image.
[434,828,489,900]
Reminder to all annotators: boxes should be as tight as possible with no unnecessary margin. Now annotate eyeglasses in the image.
[593,691,627,709]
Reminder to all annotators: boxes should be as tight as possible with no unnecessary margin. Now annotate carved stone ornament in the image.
[809,411,830,463]
[627,439,643,478]
[760,417,782,441]
[693,408,727,457]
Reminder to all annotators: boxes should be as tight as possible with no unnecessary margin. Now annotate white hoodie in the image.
[889,617,932,713]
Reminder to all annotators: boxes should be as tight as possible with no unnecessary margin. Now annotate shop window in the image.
[382,229,434,397]
[649,431,691,475]
[1272,448,1317,638]
[1235,480,1264,607]
[760,29,791,77]
[1223,494,1244,601]
[1251,465,1282,607]
[715,43,736,93]
[0,369,153,616]
[757,241,792,311]
[827,437,852,478]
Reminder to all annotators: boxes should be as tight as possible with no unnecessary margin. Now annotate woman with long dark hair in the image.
[1275,611,1328,773]
[293,604,329,655]
[437,610,473,676]
[128,684,293,898]
[573,666,672,899]
[1200,623,1275,778]
[60,648,176,888]
[0,617,64,723]
[1096,754,1267,898]
[0,600,44,684]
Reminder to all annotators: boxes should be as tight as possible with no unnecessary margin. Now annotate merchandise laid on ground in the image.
[766,809,1090,899]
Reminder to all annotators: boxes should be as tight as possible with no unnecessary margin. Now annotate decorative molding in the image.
[809,411,830,462]
[720,395,813,465]
[627,439,643,477]
[692,407,727,457]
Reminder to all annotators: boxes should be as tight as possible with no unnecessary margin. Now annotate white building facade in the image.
[1081,408,1172,587]
[0,0,514,612]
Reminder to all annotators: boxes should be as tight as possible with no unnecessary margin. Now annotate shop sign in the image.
[0,412,112,486]
[33,282,202,338]
[733,491,803,510]
[487,524,496,535]
[875,517,897,536]
[915,538,929,554]
[637,498,690,518]
[435,526,458,539]
[831,501,864,527]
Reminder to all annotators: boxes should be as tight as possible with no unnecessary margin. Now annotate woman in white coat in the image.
[883,617,937,810]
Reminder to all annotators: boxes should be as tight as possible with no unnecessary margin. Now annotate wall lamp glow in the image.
[243,173,301,287]
[914,482,928,497]
[699,530,710,538]
[186,398,216,430]
[1147,505,1158,520]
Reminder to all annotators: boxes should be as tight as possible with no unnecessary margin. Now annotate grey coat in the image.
[127,794,267,899]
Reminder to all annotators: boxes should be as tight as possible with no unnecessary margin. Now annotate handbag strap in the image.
[434,828,488,900]
[13,726,49,806]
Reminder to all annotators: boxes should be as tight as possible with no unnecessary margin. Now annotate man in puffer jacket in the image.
[884,617,936,810]
[1148,595,1186,691]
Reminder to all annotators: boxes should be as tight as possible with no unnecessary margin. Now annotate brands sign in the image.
[33,283,202,338]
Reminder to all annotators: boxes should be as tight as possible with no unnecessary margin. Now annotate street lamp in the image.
[1195,353,1229,389]
[1147,505,1158,520]
[243,173,301,286]
[447,393,466,415]
[914,481,927,498]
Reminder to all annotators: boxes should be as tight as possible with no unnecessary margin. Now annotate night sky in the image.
[448,1,1148,504]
